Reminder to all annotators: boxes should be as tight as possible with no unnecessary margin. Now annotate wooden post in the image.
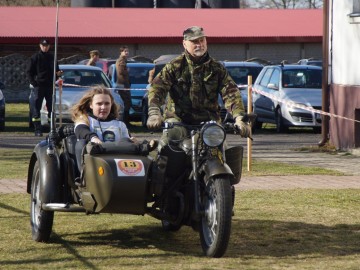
[247,75,253,171]
[58,78,63,126]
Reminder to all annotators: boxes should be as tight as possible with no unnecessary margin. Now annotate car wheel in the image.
[313,127,321,134]
[275,108,288,133]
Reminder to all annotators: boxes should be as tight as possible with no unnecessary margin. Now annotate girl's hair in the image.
[71,85,120,123]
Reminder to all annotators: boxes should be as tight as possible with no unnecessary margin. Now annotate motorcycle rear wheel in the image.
[199,177,232,258]
[30,160,54,242]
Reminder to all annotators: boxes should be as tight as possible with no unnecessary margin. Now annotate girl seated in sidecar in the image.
[71,85,133,144]
[70,85,157,167]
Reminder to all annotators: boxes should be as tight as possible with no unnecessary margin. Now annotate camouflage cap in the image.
[183,26,205,41]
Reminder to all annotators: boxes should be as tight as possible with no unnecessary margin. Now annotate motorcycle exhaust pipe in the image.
[42,203,86,212]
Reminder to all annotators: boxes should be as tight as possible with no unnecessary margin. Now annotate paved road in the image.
[1,129,359,193]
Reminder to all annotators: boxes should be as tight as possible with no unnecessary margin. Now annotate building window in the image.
[348,0,360,23]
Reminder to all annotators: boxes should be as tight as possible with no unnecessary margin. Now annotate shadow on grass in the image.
[48,218,360,258]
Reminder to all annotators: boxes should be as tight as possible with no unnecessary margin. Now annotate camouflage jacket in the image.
[148,51,245,124]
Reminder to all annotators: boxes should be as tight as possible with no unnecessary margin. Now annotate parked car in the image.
[0,81,5,131]
[297,58,322,67]
[221,61,263,112]
[110,62,155,121]
[77,58,116,77]
[38,64,124,126]
[252,64,322,133]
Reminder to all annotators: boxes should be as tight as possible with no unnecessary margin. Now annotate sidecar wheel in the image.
[161,220,181,232]
[30,160,54,242]
[199,177,232,258]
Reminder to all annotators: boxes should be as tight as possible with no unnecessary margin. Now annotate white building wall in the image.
[331,0,360,85]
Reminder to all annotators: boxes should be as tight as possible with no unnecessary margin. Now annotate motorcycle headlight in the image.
[201,122,226,147]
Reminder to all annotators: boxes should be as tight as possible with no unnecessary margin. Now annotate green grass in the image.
[1,190,360,269]
[4,103,32,133]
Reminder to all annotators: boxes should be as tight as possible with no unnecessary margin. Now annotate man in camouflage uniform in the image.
[147,26,251,148]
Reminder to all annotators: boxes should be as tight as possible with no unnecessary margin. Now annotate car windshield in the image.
[62,69,111,88]
[226,66,263,85]
[282,69,322,89]
[128,66,154,84]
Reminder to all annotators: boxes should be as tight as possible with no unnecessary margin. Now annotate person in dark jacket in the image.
[27,38,61,136]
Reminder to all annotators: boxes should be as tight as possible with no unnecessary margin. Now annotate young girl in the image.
[71,85,133,144]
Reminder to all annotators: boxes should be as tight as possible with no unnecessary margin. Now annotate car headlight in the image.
[201,122,226,147]
[286,102,308,110]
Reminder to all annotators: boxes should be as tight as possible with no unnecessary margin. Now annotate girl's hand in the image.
[90,136,103,144]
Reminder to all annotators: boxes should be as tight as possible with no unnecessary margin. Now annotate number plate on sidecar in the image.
[115,159,145,177]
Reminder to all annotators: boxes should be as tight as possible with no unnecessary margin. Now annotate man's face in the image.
[183,37,207,58]
[39,44,50,53]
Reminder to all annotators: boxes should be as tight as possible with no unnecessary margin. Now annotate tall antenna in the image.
[47,0,60,155]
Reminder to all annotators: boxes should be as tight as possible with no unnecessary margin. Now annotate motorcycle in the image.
[27,116,254,258]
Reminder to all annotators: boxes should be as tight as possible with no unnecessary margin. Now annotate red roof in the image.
[0,7,322,44]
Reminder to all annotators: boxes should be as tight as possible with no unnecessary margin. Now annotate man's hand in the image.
[235,116,251,138]
[147,107,163,129]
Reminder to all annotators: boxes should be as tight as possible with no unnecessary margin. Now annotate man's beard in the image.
[193,48,205,57]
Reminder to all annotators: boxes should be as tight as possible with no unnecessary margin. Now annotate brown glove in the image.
[235,116,251,138]
[147,107,163,129]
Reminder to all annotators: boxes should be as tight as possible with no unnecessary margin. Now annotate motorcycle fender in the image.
[27,141,61,203]
[203,159,234,181]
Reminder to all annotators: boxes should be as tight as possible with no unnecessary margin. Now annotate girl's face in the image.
[90,93,112,120]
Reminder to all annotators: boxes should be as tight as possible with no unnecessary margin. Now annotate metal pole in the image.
[247,75,252,171]
[47,0,60,155]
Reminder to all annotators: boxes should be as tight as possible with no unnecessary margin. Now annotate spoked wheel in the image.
[30,160,54,242]
[199,177,232,258]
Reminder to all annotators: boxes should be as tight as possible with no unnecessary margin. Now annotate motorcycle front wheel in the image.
[30,160,54,242]
[199,177,232,258]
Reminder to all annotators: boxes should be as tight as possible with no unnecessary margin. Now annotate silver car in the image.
[40,64,124,126]
[252,64,322,133]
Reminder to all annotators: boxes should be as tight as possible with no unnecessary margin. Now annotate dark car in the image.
[0,81,5,131]
[221,61,263,112]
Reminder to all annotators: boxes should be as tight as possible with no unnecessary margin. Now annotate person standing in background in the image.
[27,38,61,137]
[115,45,132,127]
[87,50,99,66]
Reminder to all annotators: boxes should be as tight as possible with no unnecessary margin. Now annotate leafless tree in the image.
[0,0,70,6]
[252,0,322,9]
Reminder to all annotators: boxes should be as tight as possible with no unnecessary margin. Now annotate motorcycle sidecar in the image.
[79,142,153,214]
